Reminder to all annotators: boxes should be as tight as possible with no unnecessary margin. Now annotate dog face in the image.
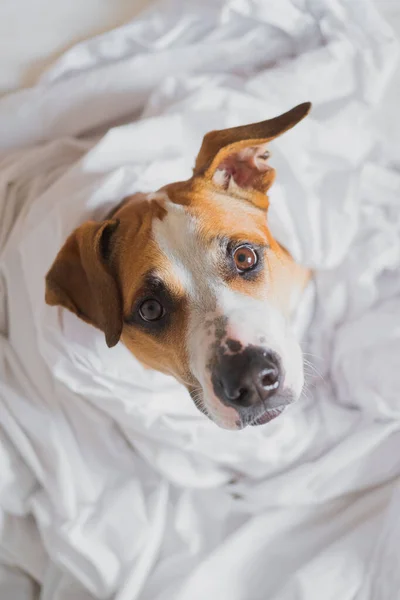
[46,103,311,430]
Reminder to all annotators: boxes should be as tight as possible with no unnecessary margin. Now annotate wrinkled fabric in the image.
[0,0,399,598]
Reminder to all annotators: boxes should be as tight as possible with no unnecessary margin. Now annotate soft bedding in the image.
[0,1,400,598]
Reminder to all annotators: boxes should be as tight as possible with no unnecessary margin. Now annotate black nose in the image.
[212,346,285,409]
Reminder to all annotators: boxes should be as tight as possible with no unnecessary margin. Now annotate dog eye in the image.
[139,299,164,322]
[233,245,258,272]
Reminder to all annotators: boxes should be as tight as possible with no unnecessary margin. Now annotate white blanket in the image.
[0,1,400,598]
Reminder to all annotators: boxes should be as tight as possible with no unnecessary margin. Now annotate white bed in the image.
[0,1,400,599]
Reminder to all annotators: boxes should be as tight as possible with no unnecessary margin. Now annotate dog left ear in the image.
[45,219,123,348]
[194,102,311,209]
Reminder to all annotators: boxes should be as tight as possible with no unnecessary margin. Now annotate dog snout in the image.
[211,346,287,410]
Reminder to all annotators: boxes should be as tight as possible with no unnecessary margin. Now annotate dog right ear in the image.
[193,102,311,210]
[45,220,123,348]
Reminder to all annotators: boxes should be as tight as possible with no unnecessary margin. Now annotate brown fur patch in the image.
[110,197,193,385]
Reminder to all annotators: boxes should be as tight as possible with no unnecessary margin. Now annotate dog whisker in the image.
[189,389,215,422]
[303,357,325,383]
[302,352,322,360]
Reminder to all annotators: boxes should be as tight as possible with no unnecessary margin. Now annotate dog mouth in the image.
[189,385,288,429]
[247,406,286,427]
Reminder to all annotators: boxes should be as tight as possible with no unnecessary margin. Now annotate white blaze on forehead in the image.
[152,201,218,302]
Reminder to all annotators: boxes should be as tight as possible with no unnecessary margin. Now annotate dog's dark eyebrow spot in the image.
[141,271,181,303]
[143,272,166,291]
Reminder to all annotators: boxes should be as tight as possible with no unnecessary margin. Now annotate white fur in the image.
[152,201,219,305]
[213,168,230,188]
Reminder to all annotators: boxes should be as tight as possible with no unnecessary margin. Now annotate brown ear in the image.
[45,220,123,348]
[194,102,311,207]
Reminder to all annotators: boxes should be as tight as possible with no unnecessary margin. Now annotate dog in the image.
[45,102,312,430]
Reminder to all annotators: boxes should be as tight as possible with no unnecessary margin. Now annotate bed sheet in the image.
[0,1,400,598]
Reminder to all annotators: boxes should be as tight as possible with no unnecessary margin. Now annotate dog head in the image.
[46,103,311,429]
